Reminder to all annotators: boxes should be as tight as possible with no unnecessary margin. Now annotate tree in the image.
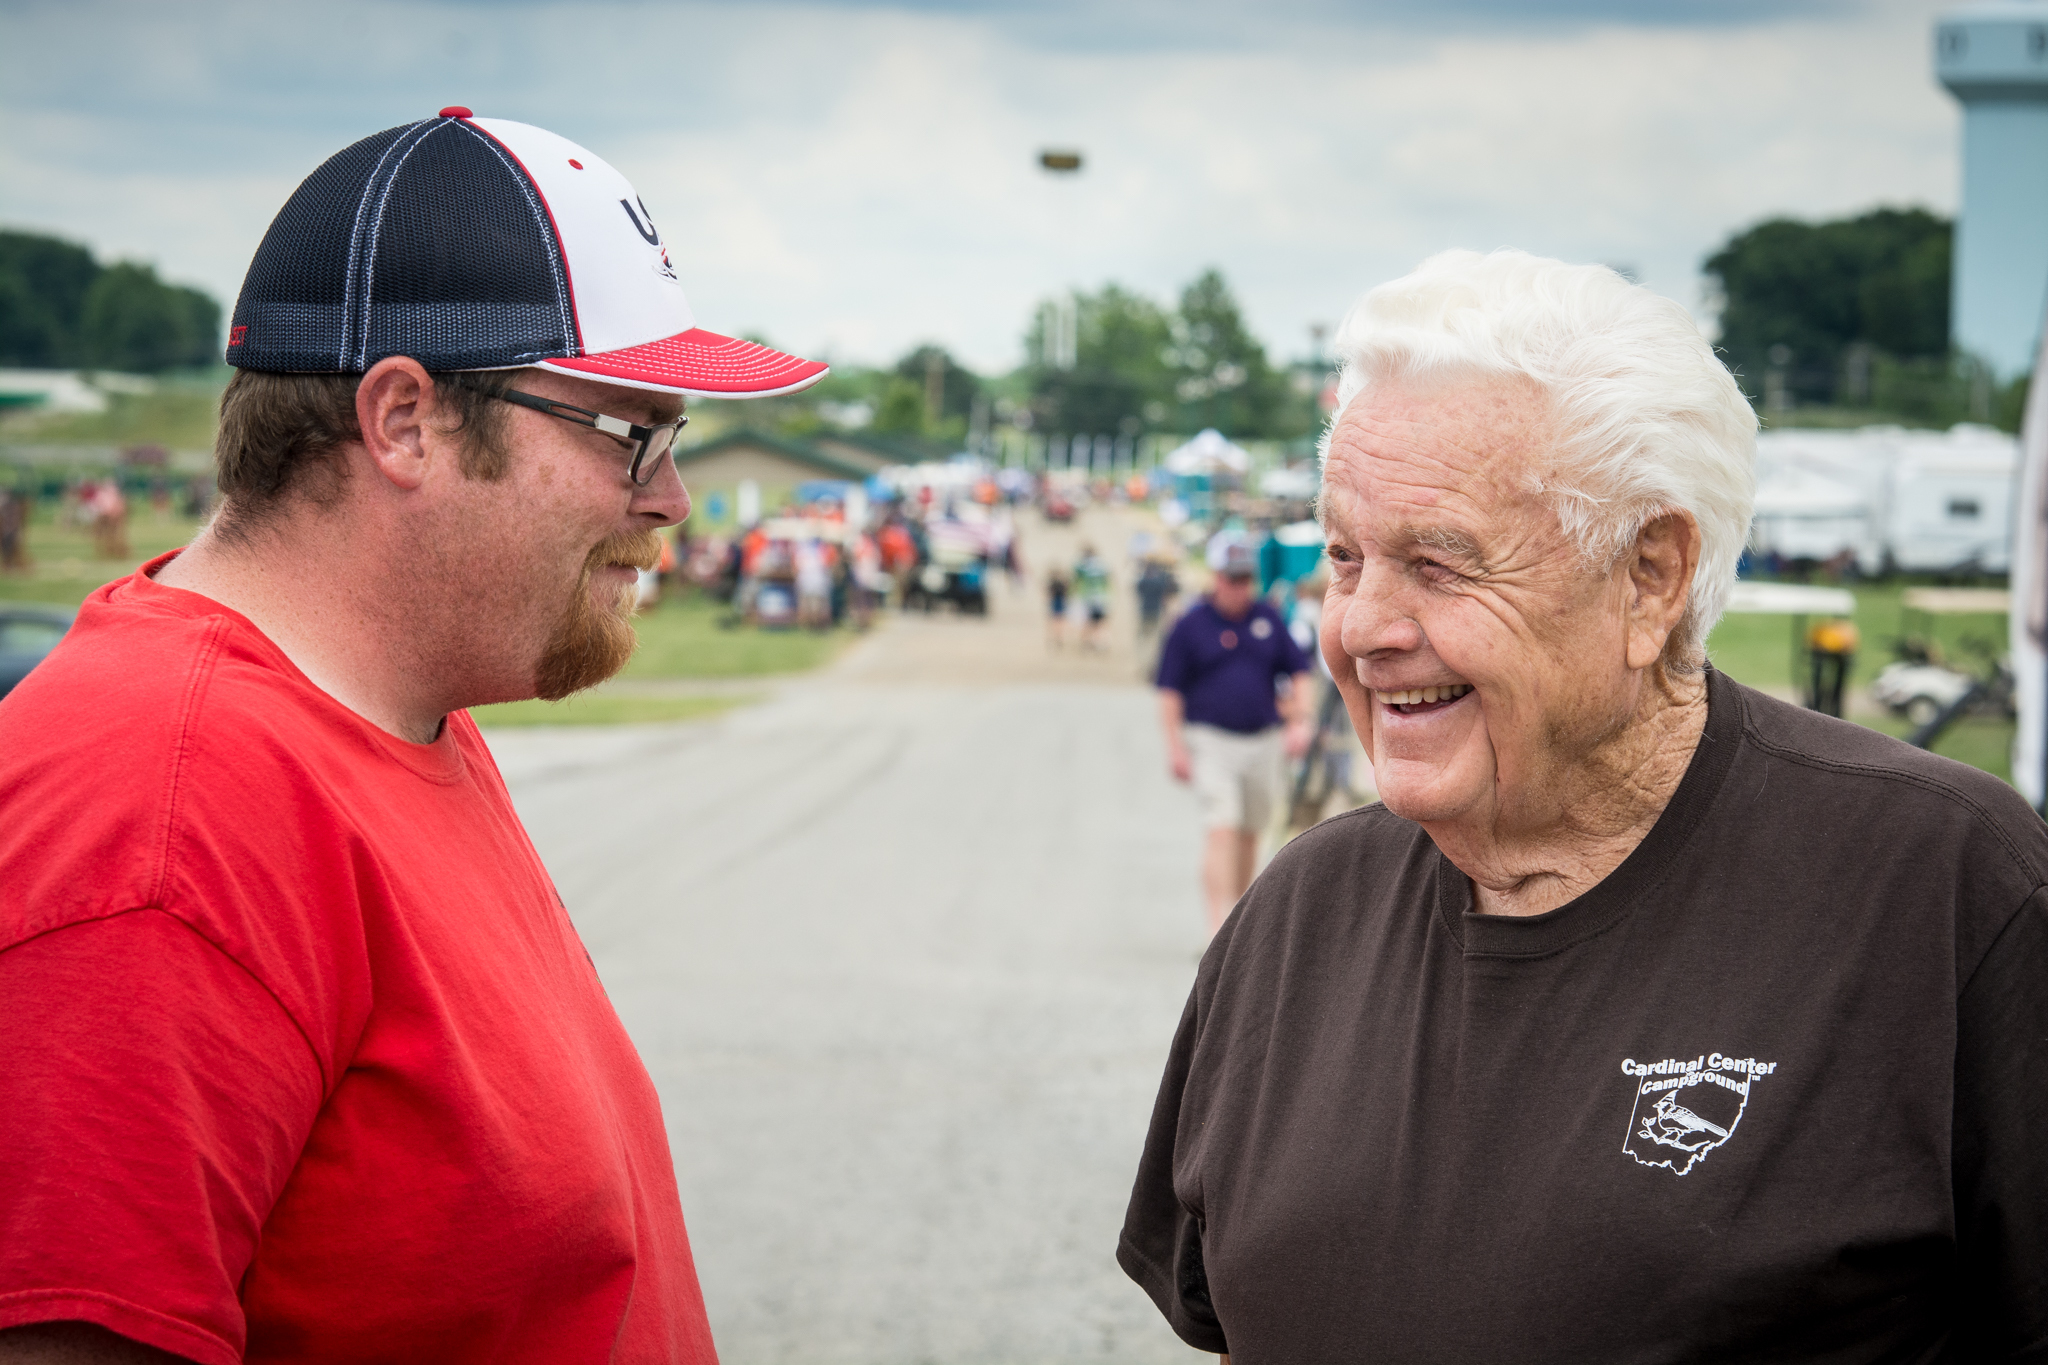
[1166,269,1291,437]
[892,344,980,431]
[0,231,100,366]
[1027,284,1174,437]
[79,263,220,372]
[0,231,221,372]
[1705,208,1951,406]
[871,377,928,435]
[1019,270,1326,441]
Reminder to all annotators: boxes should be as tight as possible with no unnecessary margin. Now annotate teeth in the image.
[1376,684,1471,706]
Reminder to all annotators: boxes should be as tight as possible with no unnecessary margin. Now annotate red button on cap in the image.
[439,105,473,119]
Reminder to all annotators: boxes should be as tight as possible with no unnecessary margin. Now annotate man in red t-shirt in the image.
[0,111,827,1364]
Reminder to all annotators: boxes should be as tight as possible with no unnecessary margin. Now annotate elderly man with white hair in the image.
[1118,250,2047,1361]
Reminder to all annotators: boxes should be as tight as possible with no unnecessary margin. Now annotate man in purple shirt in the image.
[1157,537,1313,935]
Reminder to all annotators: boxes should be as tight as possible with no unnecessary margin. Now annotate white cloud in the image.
[0,0,1960,372]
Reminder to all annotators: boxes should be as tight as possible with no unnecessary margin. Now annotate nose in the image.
[632,448,692,527]
[1336,558,1424,661]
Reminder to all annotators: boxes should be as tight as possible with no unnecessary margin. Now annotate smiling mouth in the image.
[1374,683,1473,716]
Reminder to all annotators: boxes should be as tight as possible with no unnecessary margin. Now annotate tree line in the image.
[820,213,1991,446]
[2,210,2000,432]
[760,267,1325,447]
[0,230,222,373]
[1705,206,2025,429]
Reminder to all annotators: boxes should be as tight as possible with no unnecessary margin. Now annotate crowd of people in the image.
[656,487,1026,631]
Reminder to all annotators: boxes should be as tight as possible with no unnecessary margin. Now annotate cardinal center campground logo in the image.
[1619,1052,1776,1176]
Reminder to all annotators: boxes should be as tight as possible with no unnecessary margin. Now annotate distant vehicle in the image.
[1870,661,1978,727]
[905,562,988,615]
[0,605,73,700]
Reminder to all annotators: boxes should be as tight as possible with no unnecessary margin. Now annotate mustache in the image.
[587,528,664,574]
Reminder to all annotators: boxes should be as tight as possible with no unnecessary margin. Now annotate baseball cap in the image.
[1206,533,1259,577]
[225,107,827,399]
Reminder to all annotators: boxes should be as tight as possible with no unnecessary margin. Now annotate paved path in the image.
[487,507,1211,1364]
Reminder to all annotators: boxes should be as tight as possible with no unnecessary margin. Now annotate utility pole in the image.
[925,350,945,429]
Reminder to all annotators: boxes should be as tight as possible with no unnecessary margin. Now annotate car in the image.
[0,605,74,700]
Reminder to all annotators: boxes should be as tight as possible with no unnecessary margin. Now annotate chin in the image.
[1373,760,1489,826]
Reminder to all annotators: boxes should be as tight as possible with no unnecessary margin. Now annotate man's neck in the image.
[154,514,453,744]
[1424,667,1710,919]
[1211,595,1253,622]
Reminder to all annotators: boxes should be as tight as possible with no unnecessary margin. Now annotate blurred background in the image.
[1,1,2035,1360]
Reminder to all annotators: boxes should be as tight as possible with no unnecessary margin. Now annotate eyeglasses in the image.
[491,388,687,486]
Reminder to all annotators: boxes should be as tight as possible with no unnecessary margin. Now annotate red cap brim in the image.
[539,328,829,398]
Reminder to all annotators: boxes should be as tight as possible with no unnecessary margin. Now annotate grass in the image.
[621,591,851,679]
[1,376,226,452]
[0,506,199,604]
[469,693,753,727]
[1863,715,2016,780]
[1704,580,2014,782]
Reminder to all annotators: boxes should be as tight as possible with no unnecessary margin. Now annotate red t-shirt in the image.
[0,557,719,1365]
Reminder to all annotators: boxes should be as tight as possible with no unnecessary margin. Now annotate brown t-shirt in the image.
[1120,670,2048,1362]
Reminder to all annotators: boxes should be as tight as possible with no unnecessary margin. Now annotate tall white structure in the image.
[1937,2,2048,377]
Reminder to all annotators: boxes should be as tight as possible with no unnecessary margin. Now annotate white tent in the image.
[1259,464,1319,500]
[1163,428,1251,475]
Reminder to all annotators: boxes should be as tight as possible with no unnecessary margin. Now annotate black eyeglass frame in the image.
[490,388,688,486]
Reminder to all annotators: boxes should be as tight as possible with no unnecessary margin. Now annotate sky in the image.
[0,0,1968,374]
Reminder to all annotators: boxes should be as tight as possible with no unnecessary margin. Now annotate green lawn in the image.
[621,592,850,679]
[1704,581,2014,782]
[1,375,226,452]
[0,507,198,604]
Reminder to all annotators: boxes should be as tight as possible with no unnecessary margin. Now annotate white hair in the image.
[1321,248,1757,670]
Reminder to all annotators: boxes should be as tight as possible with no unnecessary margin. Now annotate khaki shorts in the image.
[1185,723,1284,832]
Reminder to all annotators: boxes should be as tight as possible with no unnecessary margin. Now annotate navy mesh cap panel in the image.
[227,117,578,374]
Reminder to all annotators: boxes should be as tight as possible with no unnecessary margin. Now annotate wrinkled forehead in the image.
[1318,377,1555,539]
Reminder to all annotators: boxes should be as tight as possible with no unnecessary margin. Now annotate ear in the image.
[354,357,447,493]
[1624,510,1700,671]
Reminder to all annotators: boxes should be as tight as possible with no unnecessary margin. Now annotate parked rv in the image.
[1750,424,2017,575]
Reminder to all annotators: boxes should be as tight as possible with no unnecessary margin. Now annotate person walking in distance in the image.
[1135,554,1180,638]
[1046,566,1071,649]
[1156,538,1313,935]
[1073,542,1111,652]
[0,108,827,1364]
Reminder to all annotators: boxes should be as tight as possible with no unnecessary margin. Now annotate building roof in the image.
[813,429,958,466]
[674,428,872,482]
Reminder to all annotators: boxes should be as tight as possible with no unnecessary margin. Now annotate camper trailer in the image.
[1883,427,2015,574]
[1750,425,2016,576]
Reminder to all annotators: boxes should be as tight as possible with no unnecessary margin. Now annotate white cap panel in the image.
[468,117,695,355]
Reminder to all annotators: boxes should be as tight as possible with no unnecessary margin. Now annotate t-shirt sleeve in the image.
[0,909,326,1365]
[1951,885,2048,1359]
[1117,990,1228,1355]
[1156,615,1194,694]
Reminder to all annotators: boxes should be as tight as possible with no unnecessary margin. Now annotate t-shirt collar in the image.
[1435,668,1743,959]
[115,550,469,782]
